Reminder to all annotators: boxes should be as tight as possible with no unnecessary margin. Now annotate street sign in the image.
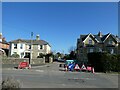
[81,64,86,70]
[74,64,80,70]
[68,63,74,71]
[18,62,30,69]
[68,64,74,69]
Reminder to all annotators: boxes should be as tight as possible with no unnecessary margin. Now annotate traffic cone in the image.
[65,66,68,71]
[92,67,95,74]
[29,64,31,69]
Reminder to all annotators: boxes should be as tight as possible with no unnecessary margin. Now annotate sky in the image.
[2,2,118,54]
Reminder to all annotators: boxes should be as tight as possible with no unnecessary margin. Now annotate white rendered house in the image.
[9,35,51,58]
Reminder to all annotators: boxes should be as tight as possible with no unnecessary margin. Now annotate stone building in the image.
[76,32,120,63]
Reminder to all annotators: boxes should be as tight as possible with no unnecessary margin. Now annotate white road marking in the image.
[35,70,44,72]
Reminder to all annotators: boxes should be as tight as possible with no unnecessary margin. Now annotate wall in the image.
[2,58,45,64]
[10,43,26,57]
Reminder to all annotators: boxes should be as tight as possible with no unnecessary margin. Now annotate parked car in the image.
[57,59,65,62]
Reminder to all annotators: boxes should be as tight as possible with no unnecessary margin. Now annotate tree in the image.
[68,46,76,53]
[63,54,70,60]
[69,50,76,59]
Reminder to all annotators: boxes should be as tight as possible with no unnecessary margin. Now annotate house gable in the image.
[83,33,98,45]
[103,34,118,45]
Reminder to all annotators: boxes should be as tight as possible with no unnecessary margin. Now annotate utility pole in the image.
[29,32,33,68]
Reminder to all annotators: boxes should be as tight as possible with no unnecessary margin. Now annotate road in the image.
[1,62,119,88]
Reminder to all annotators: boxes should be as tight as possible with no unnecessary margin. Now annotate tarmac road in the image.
[1,62,119,88]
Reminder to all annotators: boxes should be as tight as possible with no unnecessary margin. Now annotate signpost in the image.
[29,32,33,68]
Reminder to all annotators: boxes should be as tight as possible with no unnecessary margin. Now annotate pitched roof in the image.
[94,35,102,43]
[101,33,111,42]
[79,32,119,43]
[9,39,50,46]
[81,33,99,43]
[102,33,118,43]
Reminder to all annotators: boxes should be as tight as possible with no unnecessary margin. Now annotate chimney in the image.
[98,31,102,37]
[2,37,6,42]
[0,33,2,42]
[36,35,40,40]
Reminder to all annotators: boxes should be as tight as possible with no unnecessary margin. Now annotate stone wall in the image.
[2,57,45,64]
[31,58,45,64]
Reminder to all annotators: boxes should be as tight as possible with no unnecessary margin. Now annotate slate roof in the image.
[79,33,120,43]
[9,39,50,46]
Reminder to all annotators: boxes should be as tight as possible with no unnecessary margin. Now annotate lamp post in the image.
[29,32,33,68]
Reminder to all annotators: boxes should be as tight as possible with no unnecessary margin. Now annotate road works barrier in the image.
[18,62,30,69]
[64,64,95,73]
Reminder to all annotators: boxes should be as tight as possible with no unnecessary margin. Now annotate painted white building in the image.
[9,35,51,58]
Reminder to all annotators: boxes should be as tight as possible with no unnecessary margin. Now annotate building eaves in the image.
[9,39,27,43]
[9,39,51,46]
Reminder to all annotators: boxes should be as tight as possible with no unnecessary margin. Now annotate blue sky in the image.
[2,2,118,54]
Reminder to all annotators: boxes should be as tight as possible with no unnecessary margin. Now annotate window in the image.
[21,52,24,58]
[111,49,114,54]
[108,39,113,45]
[29,45,31,49]
[14,44,17,49]
[20,44,23,49]
[89,39,92,45]
[99,48,102,52]
[90,48,93,52]
[40,45,43,49]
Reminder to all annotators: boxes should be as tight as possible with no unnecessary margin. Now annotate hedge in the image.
[87,52,120,73]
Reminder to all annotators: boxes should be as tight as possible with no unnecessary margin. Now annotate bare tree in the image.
[68,46,76,53]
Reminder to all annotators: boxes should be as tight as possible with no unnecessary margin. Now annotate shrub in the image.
[37,53,45,58]
[11,54,20,58]
[1,77,21,90]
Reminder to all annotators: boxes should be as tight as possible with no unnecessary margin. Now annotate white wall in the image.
[10,43,26,58]
[10,42,51,58]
